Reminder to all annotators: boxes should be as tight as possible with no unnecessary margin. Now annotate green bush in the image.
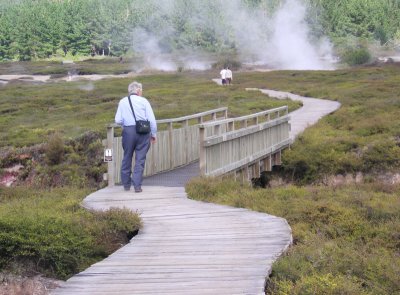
[212,57,242,71]
[343,47,371,66]
[0,187,141,279]
[45,134,65,165]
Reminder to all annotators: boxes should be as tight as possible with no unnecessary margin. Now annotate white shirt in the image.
[115,94,157,137]
[220,69,226,79]
[225,69,232,79]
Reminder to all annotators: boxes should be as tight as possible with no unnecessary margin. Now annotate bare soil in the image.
[0,273,63,295]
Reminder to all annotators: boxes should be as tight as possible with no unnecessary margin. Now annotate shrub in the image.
[45,134,64,165]
[342,47,371,66]
[212,57,242,71]
[0,187,141,279]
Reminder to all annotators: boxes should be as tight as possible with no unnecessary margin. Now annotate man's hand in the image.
[151,136,156,143]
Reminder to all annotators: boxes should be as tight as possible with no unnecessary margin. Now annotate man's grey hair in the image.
[128,81,142,94]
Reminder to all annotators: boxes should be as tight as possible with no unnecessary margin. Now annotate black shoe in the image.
[134,187,142,193]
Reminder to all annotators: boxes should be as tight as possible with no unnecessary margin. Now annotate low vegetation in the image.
[0,186,141,279]
[0,130,139,280]
[186,178,400,294]
[0,58,136,76]
[235,64,400,183]
[0,66,299,148]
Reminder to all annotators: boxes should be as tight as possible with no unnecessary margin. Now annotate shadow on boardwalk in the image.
[52,86,340,295]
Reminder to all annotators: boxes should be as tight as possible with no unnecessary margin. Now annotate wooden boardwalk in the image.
[53,186,291,295]
[52,87,340,295]
[257,89,341,140]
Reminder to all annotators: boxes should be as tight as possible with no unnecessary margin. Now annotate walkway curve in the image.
[52,87,340,295]
[256,89,341,141]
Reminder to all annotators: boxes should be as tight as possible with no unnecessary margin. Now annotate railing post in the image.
[214,123,221,135]
[224,109,228,119]
[277,150,282,165]
[184,120,189,163]
[254,161,260,178]
[228,121,235,132]
[264,156,272,171]
[242,166,249,183]
[168,122,174,169]
[199,126,206,175]
[107,126,115,187]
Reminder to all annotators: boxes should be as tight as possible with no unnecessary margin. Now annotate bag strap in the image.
[127,95,138,123]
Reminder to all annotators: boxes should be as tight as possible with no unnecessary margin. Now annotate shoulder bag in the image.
[128,95,151,134]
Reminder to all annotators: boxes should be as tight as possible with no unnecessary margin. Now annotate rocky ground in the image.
[0,273,63,295]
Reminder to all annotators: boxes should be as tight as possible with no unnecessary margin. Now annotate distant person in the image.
[220,68,227,85]
[225,67,233,85]
[115,81,157,193]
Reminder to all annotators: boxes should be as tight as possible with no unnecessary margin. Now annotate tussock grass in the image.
[186,178,400,294]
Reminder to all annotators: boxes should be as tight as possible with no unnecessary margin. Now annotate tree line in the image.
[1,0,399,61]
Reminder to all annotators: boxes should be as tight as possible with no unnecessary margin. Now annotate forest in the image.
[1,0,400,62]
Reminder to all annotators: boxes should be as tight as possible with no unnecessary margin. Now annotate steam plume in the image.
[131,0,334,71]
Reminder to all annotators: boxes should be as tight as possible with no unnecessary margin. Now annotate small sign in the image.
[104,149,113,162]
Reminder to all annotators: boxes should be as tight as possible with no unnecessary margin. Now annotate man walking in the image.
[115,81,157,192]
[225,67,233,85]
[220,67,227,85]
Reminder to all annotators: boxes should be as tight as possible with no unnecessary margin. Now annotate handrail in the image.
[198,106,288,128]
[105,107,229,186]
[107,107,228,128]
[156,107,228,124]
[198,105,290,177]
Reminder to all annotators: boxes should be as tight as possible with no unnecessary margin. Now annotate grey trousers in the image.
[121,126,151,189]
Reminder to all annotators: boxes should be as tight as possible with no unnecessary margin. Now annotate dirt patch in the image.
[0,73,136,84]
[0,75,51,83]
[323,172,400,187]
[0,273,63,295]
[0,164,24,187]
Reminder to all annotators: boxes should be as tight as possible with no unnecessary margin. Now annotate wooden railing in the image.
[105,107,228,186]
[199,106,291,178]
